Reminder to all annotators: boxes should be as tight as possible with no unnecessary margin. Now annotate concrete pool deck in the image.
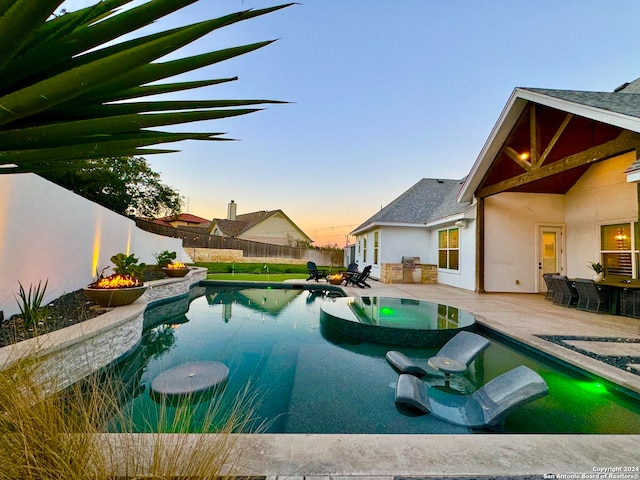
[228,279,640,479]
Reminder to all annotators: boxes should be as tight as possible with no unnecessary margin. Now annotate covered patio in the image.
[459,82,640,295]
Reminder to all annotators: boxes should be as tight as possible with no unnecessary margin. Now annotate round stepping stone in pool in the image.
[151,361,229,398]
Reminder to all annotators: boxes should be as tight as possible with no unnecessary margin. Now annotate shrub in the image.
[0,353,261,479]
[14,280,48,329]
[111,253,146,280]
[154,250,177,268]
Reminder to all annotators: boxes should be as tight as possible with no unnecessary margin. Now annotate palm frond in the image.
[0,0,293,171]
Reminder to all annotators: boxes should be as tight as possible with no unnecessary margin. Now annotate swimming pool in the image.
[102,283,640,434]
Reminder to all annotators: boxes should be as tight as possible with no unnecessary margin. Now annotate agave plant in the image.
[0,0,291,174]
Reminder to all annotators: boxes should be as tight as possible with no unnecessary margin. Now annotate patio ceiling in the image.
[475,102,638,198]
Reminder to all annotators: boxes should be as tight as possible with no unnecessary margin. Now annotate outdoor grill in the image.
[402,256,421,283]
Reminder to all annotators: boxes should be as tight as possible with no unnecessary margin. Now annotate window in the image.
[601,223,640,277]
[363,236,367,263]
[438,227,459,271]
[373,231,379,265]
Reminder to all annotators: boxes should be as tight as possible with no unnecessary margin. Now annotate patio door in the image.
[538,226,563,293]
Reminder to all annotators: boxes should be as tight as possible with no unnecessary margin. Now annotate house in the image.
[459,78,640,293]
[350,178,475,290]
[352,78,640,294]
[208,200,313,247]
[150,213,210,229]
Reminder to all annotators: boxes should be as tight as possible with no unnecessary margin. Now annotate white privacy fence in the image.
[0,173,185,317]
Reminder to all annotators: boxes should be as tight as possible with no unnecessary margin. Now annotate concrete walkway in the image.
[229,279,640,479]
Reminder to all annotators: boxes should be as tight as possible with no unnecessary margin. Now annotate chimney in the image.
[227,200,237,220]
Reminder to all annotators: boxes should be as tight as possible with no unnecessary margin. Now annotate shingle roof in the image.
[155,213,210,224]
[211,209,312,241]
[522,87,640,119]
[149,212,210,228]
[352,178,469,233]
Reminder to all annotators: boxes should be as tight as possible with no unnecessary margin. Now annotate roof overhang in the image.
[351,221,428,236]
[458,88,640,203]
[425,204,476,228]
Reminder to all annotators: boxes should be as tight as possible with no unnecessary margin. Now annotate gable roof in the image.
[458,83,640,203]
[210,209,312,242]
[351,178,470,235]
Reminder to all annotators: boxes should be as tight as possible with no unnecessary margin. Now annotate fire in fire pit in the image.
[166,262,186,270]
[89,274,143,290]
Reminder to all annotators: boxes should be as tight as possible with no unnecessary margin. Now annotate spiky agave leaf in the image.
[0,1,294,173]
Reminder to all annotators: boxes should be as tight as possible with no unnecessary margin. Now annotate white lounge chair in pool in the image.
[394,365,549,428]
[386,331,491,379]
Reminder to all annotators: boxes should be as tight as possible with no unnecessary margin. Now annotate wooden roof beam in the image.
[477,130,640,198]
[534,113,573,169]
[503,146,532,171]
[530,104,540,166]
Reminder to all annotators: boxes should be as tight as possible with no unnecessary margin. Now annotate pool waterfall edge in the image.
[319,296,477,346]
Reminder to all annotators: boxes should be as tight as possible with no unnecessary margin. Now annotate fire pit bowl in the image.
[162,263,190,278]
[83,274,146,307]
[327,274,344,285]
[83,285,147,307]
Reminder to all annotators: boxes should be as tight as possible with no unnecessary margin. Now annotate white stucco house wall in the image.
[350,178,476,290]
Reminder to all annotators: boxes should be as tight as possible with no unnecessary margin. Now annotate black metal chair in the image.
[342,262,359,284]
[542,272,558,301]
[345,265,372,288]
[574,278,608,313]
[551,275,578,307]
[306,261,327,282]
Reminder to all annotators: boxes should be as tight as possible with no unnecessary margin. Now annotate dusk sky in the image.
[60,1,640,246]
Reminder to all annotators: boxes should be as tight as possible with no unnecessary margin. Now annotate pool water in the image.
[103,284,640,434]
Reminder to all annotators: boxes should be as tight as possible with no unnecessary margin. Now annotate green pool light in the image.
[380,307,396,316]
[580,381,607,395]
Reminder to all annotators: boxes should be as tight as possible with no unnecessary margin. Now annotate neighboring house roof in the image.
[210,209,313,242]
[458,81,640,203]
[351,178,470,235]
[150,213,210,228]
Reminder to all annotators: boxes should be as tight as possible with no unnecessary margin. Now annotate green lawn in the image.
[205,273,309,282]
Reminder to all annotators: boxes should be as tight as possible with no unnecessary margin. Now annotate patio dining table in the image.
[598,277,640,316]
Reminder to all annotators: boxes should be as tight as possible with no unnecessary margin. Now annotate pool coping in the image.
[98,433,640,477]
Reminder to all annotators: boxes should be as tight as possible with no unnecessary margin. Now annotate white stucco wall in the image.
[484,192,566,292]
[0,173,185,317]
[565,151,636,279]
[354,226,430,279]
[378,226,431,264]
[429,219,477,291]
[483,151,637,292]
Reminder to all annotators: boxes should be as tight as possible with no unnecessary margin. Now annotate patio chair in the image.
[620,289,640,318]
[344,265,372,288]
[386,331,491,379]
[574,278,608,313]
[542,272,558,301]
[551,275,578,307]
[306,261,327,282]
[342,262,359,284]
[394,365,549,428]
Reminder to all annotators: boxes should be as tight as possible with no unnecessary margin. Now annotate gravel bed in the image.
[537,334,640,375]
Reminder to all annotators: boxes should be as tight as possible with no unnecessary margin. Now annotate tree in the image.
[42,156,183,217]
[0,0,291,174]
